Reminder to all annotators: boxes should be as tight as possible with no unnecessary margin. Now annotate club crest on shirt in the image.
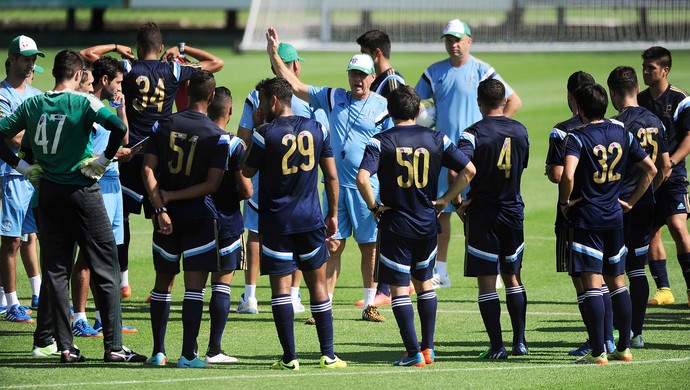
[282,134,295,142]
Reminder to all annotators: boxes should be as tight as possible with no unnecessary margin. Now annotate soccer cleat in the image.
[60,348,86,363]
[320,355,347,369]
[178,356,210,368]
[121,285,132,299]
[431,272,451,289]
[93,319,102,332]
[512,342,529,356]
[421,348,435,364]
[568,341,592,356]
[5,304,34,323]
[605,340,616,354]
[205,350,238,363]
[393,352,426,367]
[304,316,316,325]
[32,341,59,357]
[236,293,259,314]
[104,346,147,363]
[355,293,392,307]
[22,305,32,315]
[479,347,509,360]
[608,348,633,362]
[146,352,167,366]
[293,293,306,314]
[271,358,299,370]
[31,295,39,311]
[648,287,675,305]
[0,305,6,315]
[575,352,608,365]
[72,319,103,338]
[122,323,138,334]
[362,305,386,322]
[631,335,644,348]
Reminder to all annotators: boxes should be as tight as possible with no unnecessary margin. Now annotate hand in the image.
[266,27,280,54]
[618,198,633,213]
[15,159,42,188]
[156,212,173,235]
[79,155,110,180]
[370,203,391,222]
[559,197,582,219]
[455,198,472,223]
[252,108,265,129]
[432,198,448,212]
[114,44,134,60]
[161,46,180,60]
[324,216,337,241]
[111,91,125,110]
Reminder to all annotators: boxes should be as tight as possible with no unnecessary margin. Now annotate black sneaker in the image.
[104,345,147,362]
[60,348,86,363]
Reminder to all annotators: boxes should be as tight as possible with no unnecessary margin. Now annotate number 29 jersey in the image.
[565,120,648,230]
[244,115,333,236]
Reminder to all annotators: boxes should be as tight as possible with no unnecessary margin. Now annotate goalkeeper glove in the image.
[15,160,43,188]
[79,155,111,180]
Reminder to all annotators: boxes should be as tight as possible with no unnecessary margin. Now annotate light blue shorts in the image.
[100,175,124,245]
[323,186,378,244]
[1,175,37,237]
[243,197,259,233]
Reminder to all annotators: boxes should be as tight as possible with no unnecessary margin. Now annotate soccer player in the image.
[559,84,656,364]
[236,42,324,316]
[0,35,43,322]
[456,79,529,359]
[637,46,690,306]
[0,49,146,363]
[80,22,224,300]
[267,27,394,322]
[241,77,345,370]
[142,70,229,368]
[415,19,522,289]
[546,71,616,357]
[608,65,671,345]
[357,85,475,366]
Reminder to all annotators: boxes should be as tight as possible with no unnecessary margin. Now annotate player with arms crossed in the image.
[357,86,475,366]
[560,84,656,364]
[242,77,345,370]
[456,79,529,359]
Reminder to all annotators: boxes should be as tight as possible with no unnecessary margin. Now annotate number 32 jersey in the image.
[565,120,648,230]
[244,115,333,235]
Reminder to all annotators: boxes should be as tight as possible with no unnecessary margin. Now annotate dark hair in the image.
[80,63,92,85]
[52,49,85,83]
[607,66,638,96]
[255,77,292,106]
[136,22,163,54]
[573,84,608,120]
[208,86,232,121]
[477,78,505,109]
[92,55,125,83]
[356,30,392,59]
[567,71,595,94]
[187,70,215,103]
[387,85,420,121]
[642,46,672,69]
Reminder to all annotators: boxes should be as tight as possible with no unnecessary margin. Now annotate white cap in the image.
[441,19,472,39]
[346,54,374,75]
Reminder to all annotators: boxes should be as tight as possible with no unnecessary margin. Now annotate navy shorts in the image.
[555,224,571,273]
[259,228,328,276]
[375,229,437,286]
[153,217,228,274]
[653,188,689,227]
[624,203,654,271]
[119,154,153,217]
[463,208,524,277]
[568,228,626,277]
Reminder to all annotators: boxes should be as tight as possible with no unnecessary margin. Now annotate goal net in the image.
[240,0,690,52]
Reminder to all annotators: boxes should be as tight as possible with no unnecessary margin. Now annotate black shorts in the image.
[653,187,689,227]
[463,207,524,277]
[375,229,437,286]
[624,203,654,271]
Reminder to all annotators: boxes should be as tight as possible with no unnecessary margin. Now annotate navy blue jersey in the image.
[211,135,246,238]
[122,59,197,144]
[458,116,529,229]
[244,115,333,235]
[146,110,229,219]
[546,115,582,166]
[639,84,689,187]
[359,124,469,238]
[565,120,648,230]
[612,107,668,204]
[371,68,405,98]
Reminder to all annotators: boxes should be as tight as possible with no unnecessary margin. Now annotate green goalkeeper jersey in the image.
[0,89,117,187]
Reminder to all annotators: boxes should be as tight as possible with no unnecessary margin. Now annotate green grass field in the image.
[2,47,690,389]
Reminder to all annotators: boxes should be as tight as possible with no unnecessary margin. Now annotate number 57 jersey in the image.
[244,115,333,236]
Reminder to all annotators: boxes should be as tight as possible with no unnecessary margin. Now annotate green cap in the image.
[8,35,45,58]
[33,64,44,74]
[278,43,305,63]
[441,19,472,39]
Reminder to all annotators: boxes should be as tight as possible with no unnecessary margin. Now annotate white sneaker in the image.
[293,292,306,314]
[431,272,451,289]
[32,341,59,357]
[631,334,644,348]
[496,277,504,289]
[205,351,238,363]
[236,293,258,314]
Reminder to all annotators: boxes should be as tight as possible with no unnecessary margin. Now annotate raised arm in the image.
[162,45,224,73]
[80,44,134,63]
[504,92,522,118]
[266,27,310,102]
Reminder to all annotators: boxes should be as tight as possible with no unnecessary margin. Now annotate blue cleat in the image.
[605,339,616,354]
[93,319,102,332]
[146,352,167,366]
[568,340,591,356]
[393,352,426,367]
[512,342,529,356]
[5,304,33,323]
[178,356,210,368]
[31,295,39,311]
[479,347,508,360]
[72,319,102,338]
[0,305,6,315]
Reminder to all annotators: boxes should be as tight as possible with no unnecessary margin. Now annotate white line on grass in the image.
[331,308,582,316]
[2,357,688,389]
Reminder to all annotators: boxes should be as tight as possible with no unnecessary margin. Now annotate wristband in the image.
[558,201,568,206]
[451,200,462,210]
[670,159,677,168]
[114,43,118,52]
[154,207,168,215]
[368,203,380,214]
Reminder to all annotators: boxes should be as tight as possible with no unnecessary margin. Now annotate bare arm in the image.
[654,151,671,191]
[670,132,690,169]
[321,156,339,239]
[142,153,172,234]
[356,168,376,210]
[5,130,24,149]
[558,155,579,217]
[235,169,253,200]
[79,44,134,63]
[439,162,475,210]
[621,156,657,210]
[266,27,311,102]
[546,164,564,184]
[504,92,522,118]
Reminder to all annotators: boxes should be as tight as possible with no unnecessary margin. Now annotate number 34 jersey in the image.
[147,110,230,219]
[458,116,530,229]
[244,115,333,236]
[565,120,648,230]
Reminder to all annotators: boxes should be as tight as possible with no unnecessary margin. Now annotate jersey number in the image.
[497,137,512,178]
[168,131,198,176]
[636,127,659,163]
[396,147,429,189]
[34,114,66,155]
[133,76,165,113]
[282,132,315,175]
[593,142,623,184]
